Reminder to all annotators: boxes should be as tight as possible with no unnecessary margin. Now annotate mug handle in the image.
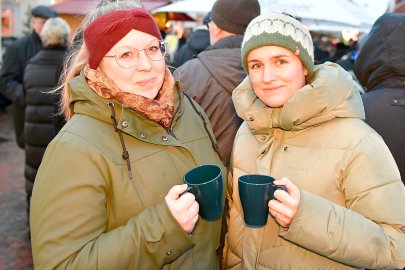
[180,185,194,197]
[272,185,287,199]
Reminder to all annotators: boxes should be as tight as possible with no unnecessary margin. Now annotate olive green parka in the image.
[30,72,226,270]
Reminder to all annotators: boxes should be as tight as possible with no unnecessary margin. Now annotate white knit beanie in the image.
[241,12,315,81]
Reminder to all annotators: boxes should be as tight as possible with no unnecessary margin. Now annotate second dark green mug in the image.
[183,164,223,221]
[238,174,285,228]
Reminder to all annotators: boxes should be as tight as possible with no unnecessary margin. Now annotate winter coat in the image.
[354,13,405,180]
[176,35,246,167]
[23,47,66,206]
[224,63,405,269]
[30,71,226,270]
[173,28,210,67]
[0,30,44,148]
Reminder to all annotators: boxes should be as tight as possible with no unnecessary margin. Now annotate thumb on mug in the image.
[166,184,188,200]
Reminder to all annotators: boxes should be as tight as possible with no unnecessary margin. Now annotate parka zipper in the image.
[269,129,285,173]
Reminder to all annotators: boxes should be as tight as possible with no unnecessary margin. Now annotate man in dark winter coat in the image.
[23,17,69,215]
[0,5,58,148]
[354,13,405,181]
[176,0,260,167]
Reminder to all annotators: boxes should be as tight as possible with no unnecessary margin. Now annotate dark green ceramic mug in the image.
[238,174,286,228]
[183,164,223,221]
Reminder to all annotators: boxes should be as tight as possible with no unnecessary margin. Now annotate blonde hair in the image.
[58,0,142,120]
[40,17,71,48]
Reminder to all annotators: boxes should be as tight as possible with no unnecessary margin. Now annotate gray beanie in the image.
[211,0,260,35]
[242,12,315,81]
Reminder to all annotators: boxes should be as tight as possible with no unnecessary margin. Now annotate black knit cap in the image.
[31,5,58,19]
[211,0,260,35]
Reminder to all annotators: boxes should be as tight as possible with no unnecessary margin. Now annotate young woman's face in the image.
[98,29,166,99]
[247,46,308,108]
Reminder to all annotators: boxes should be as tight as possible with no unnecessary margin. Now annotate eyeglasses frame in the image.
[103,39,167,69]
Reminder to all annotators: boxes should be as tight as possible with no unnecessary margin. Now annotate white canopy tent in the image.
[259,0,377,32]
[152,0,216,14]
[151,0,391,32]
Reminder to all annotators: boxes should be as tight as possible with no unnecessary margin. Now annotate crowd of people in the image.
[0,0,404,269]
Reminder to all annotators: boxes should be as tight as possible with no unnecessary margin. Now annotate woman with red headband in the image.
[30,3,225,269]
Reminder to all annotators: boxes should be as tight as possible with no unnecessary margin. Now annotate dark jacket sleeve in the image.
[0,45,25,105]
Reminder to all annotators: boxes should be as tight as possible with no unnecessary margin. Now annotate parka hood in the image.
[232,62,365,134]
[354,13,405,91]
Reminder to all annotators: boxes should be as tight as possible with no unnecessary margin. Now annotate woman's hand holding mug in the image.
[165,184,199,233]
[268,177,301,228]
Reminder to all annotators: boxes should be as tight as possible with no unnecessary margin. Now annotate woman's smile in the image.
[136,77,155,86]
[262,85,284,91]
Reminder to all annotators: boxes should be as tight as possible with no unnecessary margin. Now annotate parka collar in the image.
[232,62,365,135]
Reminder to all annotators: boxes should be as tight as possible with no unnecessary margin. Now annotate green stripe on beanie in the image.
[242,13,315,82]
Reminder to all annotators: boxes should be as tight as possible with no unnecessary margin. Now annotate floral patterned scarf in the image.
[84,65,175,129]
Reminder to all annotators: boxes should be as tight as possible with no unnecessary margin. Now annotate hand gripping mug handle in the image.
[180,185,194,197]
[272,185,287,199]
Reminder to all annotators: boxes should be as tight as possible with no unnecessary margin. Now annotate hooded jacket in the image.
[30,71,226,270]
[354,13,405,180]
[225,63,405,269]
[176,35,246,167]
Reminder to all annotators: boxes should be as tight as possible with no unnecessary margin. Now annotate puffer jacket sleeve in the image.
[279,132,405,269]
[30,135,193,270]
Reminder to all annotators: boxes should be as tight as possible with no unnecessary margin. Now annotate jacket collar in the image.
[205,35,243,51]
[232,62,365,134]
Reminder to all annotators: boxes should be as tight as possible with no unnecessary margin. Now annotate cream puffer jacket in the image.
[224,63,405,270]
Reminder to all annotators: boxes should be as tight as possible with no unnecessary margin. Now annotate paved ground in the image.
[0,107,33,270]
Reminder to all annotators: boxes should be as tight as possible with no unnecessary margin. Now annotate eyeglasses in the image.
[104,39,167,69]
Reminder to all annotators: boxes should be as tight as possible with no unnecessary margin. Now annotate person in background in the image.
[330,41,349,63]
[30,4,225,270]
[224,12,405,269]
[0,5,58,148]
[175,0,260,167]
[173,12,211,68]
[354,13,405,181]
[336,40,359,73]
[22,17,70,217]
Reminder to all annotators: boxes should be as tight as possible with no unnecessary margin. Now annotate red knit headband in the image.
[84,8,162,69]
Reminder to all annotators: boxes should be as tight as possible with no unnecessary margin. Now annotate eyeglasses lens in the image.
[114,40,167,69]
